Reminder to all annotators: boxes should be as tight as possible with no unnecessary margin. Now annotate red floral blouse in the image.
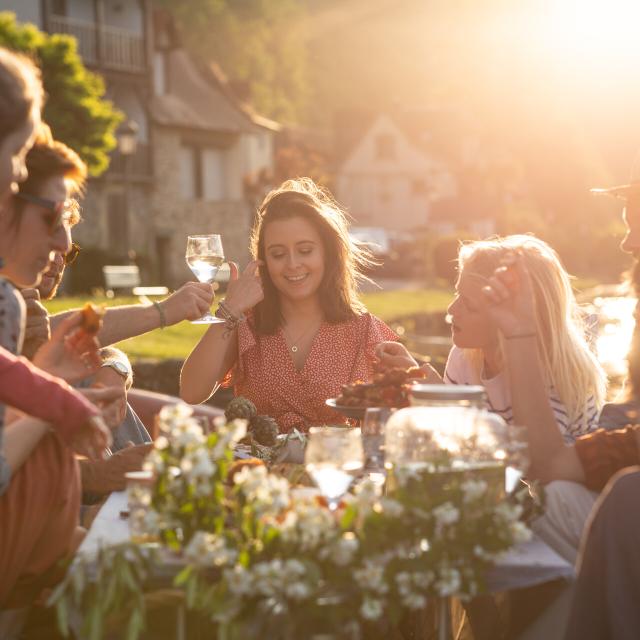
[223,312,398,433]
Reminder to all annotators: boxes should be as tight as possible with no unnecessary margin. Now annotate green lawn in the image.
[43,288,453,360]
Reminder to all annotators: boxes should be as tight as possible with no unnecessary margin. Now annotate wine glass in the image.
[305,426,364,511]
[362,407,393,486]
[186,234,225,324]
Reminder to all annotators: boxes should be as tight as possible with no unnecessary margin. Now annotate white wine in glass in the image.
[186,234,225,324]
[305,426,364,511]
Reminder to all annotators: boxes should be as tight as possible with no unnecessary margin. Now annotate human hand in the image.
[32,310,101,382]
[20,288,51,360]
[81,442,153,493]
[479,252,538,338]
[70,414,112,460]
[79,385,127,430]
[375,341,419,370]
[160,282,215,325]
[224,260,264,316]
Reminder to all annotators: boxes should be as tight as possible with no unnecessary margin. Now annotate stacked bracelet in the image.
[216,299,245,333]
[152,300,167,329]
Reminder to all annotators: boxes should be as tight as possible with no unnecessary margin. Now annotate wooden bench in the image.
[102,265,169,300]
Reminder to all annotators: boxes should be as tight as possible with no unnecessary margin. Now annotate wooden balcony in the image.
[48,15,146,73]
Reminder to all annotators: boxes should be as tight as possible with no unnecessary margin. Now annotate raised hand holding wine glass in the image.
[186,234,225,324]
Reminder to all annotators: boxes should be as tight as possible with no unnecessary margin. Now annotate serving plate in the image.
[325,398,369,420]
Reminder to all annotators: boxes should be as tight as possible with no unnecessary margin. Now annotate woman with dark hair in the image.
[181,178,398,432]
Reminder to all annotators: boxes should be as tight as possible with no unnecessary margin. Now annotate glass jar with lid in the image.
[409,383,486,409]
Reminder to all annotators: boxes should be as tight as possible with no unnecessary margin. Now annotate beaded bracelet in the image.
[216,299,245,334]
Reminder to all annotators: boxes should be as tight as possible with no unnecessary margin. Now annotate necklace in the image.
[283,322,320,353]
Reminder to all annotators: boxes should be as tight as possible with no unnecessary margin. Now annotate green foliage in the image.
[154,0,309,122]
[0,12,122,176]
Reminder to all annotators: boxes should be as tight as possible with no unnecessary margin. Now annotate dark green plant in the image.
[0,11,122,176]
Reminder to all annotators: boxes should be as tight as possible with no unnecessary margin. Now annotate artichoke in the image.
[249,414,279,447]
[225,396,257,422]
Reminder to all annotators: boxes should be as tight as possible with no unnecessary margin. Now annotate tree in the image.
[0,12,122,176]
[155,0,309,124]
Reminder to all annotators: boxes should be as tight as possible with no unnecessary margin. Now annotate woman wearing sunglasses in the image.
[0,49,112,621]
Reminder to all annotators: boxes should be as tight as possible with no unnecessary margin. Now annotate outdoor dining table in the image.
[76,491,574,640]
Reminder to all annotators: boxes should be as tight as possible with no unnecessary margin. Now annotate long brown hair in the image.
[250,177,374,334]
[0,48,42,142]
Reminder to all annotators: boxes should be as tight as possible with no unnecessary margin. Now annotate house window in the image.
[375,134,395,160]
[51,0,67,16]
[153,51,168,96]
[179,145,202,200]
[179,145,227,201]
[202,148,227,201]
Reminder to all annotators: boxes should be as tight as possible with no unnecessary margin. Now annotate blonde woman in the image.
[378,234,606,443]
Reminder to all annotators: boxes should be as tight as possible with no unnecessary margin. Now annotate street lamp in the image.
[116,119,138,261]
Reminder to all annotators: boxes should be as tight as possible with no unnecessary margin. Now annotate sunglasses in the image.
[15,192,76,233]
[64,242,81,265]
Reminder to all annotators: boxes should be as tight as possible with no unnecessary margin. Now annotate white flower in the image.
[394,463,429,486]
[403,592,427,610]
[495,501,523,523]
[213,419,247,457]
[225,565,253,597]
[360,597,384,620]
[510,521,532,544]
[234,465,290,517]
[355,558,389,595]
[285,581,312,601]
[461,479,488,503]
[184,532,237,568]
[322,533,359,566]
[280,498,336,550]
[378,497,404,517]
[433,502,460,527]
[154,436,169,450]
[143,449,165,474]
[435,567,461,597]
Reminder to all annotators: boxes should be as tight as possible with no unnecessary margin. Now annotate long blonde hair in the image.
[458,234,606,426]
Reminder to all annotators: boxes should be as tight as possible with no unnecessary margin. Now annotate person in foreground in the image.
[181,177,398,432]
[0,52,110,620]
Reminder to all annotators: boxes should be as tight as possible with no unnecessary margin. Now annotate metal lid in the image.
[410,383,486,402]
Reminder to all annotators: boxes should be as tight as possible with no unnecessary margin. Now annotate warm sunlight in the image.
[541,0,640,64]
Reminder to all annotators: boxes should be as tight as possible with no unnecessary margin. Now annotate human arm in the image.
[375,341,442,382]
[80,442,153,495]
[20,288,50,360]
[479,254,587,482]
[180,261,264,404]
[49,282,214,347]
[3,412,111,481]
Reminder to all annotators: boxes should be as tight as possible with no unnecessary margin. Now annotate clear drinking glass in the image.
[186,234,225,324]
[305,426,364,511]
[362,407,393,486]
[125,470,157,544]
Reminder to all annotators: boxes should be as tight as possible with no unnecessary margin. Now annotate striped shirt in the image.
[444,346,599,443]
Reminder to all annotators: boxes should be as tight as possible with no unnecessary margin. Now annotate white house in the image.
[334,114,456,232]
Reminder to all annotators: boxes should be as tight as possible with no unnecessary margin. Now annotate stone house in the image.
[0,0,278,288]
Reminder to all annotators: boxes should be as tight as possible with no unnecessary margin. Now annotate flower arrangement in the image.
[51,404,533,640]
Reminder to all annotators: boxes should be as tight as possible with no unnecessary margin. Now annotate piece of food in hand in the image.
[81,302,106,335]
[249,414,279,446]
[225,396,258,422]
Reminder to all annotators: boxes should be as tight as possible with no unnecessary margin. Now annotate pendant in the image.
[291,345,298,353]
